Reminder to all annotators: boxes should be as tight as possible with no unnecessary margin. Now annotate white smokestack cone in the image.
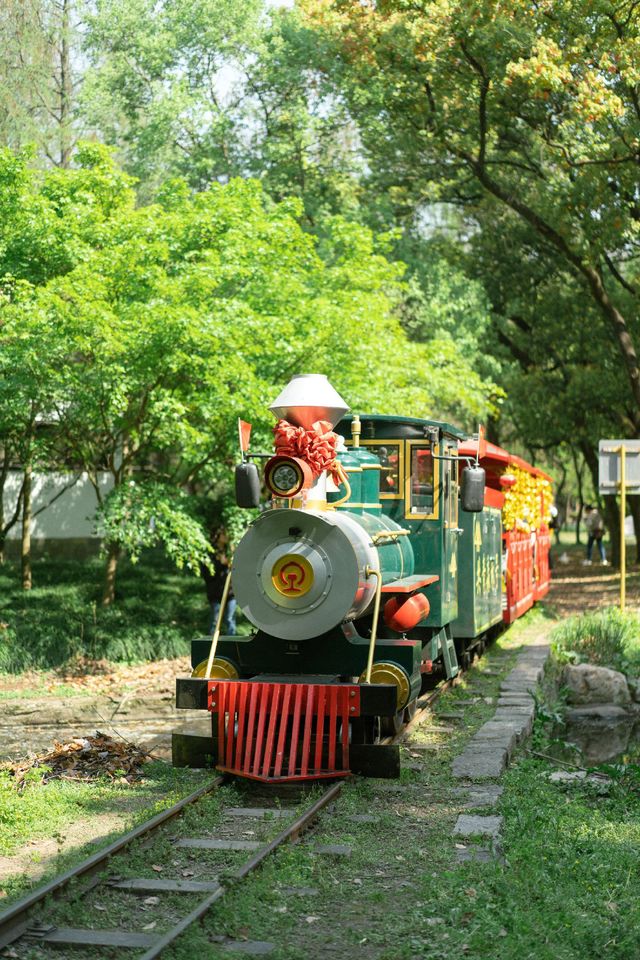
[269,374,349,430]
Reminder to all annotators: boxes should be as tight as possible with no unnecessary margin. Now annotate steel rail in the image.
[402,676,456,739]
[138,781,343,960]
[0,775,225,949]
[375,676,455,747]
[384,626,495,746]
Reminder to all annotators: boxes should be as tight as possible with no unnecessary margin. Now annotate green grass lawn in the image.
[0,762,212,903]
[0,551,211,672]
[164,618,639,960]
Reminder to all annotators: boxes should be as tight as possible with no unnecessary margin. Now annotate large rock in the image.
[563,663,631,706]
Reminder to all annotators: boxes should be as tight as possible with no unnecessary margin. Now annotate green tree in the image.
[0,0,82,165]
[463,200,631,561]
[0,138,498,601]
[17,163,495,603]
[304,0,640,429]
[82,0,263,195]
[235,9,364,225]
[83,3,363,220]
[0,142,135,585]
[0,290,73,586]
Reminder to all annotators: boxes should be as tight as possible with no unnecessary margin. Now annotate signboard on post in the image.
[598,439,640,611]
[599,440,640,494]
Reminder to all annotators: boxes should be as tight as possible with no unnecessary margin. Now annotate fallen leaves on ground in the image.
[2,732,151,789]
[0,656,191,699]
[548,553,640,616]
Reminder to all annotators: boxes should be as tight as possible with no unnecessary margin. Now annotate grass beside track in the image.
[2,609,638,958]
[0,764,212,903]
[157,610,639,960]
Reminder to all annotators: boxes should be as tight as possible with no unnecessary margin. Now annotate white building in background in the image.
[3,470,113,549]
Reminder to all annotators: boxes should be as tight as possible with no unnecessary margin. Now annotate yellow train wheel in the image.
[191,658,239,680]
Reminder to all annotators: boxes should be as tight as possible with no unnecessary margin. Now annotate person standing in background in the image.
[584,505,608,566]
[201,527,236,635]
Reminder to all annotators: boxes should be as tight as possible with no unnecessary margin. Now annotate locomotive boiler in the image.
[174,374,551,782]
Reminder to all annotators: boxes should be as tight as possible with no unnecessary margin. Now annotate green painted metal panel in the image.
[349,446,382,514]
[381,498,450,629]
[193,628,423,685]
[336,414,466,441]
[356,510,414,582]
[451,506,503,638]
[328,449,362,511]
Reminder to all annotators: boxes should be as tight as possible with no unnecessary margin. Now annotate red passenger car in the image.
[459,440,552,623]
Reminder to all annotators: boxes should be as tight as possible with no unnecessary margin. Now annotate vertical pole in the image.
[620,445,626,611]
[351,414,361,449]
[205,569,233,678]
[364,567,382,683]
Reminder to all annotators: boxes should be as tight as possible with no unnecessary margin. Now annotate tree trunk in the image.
[0,445,7,565]
[58,0,73,168]
[472,161,640,431]
[486,413,500,446]
[628,496,640,565]
[575,501,584,546]
[554,461,567,546]
[101,541,120,606]
[21,460,32,590]
[602,496,621,569]
[571,446,585,544]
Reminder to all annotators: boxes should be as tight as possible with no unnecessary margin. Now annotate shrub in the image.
[0,552,206,672]
[551,607,640,676]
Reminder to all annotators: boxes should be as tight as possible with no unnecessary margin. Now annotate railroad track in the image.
[0,777,342,958]
[0,663,467,958]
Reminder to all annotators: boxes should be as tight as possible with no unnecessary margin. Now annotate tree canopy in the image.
[2,0,638,589]
[303,0,640,428]
[0,144,497,596]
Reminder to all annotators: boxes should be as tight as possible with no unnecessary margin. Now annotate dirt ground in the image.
[547,544,640,617]
[0,655,192,700]
[0,656,202,761]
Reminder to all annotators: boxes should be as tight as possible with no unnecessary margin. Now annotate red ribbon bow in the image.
[273,419,342,483]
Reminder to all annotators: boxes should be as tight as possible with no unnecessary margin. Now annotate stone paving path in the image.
[451,630,551,860]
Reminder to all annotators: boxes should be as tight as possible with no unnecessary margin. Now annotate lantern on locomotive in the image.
[173,374,486,782]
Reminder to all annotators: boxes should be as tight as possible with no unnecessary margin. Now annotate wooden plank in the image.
[111,878,221,893]
[37,927,157,948]
[175,838,261,851]
[226,808,290,819]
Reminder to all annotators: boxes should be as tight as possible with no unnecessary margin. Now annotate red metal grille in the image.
[207,681,361,782]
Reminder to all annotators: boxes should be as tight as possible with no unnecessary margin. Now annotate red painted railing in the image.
[504,527,552,622]
[534,526,551,601]
[208,680,360,783]
[504,530,534,623]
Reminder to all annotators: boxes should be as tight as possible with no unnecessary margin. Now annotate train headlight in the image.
[272,463,300,493]
[264,455,311,497]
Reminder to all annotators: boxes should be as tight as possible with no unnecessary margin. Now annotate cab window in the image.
[363,442,401,496]
[409,447,434,514]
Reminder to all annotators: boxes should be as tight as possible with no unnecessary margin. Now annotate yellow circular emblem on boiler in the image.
[271,553,314,598]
